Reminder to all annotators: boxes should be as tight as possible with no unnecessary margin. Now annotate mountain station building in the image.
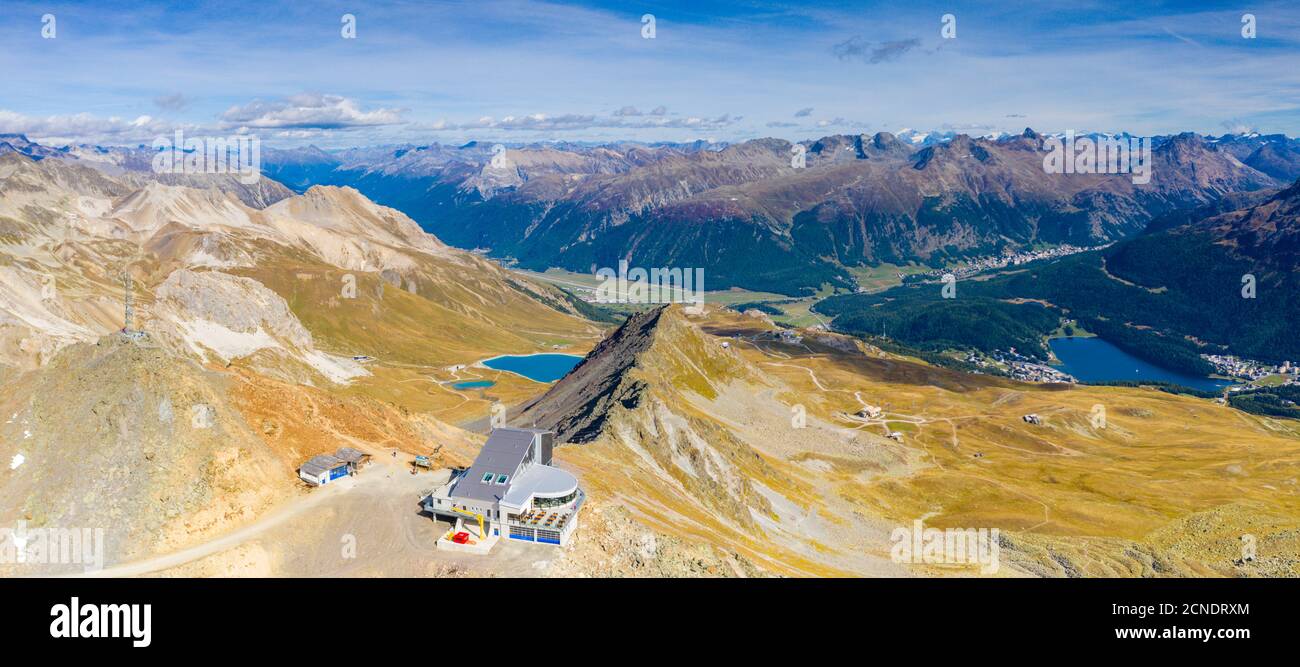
[423,427,585,550]
[298,447,371,486]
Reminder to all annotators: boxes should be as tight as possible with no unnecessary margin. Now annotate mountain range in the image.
[14,129,1299,297]
[246,129,1300,295]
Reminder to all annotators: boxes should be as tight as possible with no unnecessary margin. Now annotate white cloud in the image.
[1,93,411,146]
[814,117,865,129]
[1220,118,1260,134]
[0,110,181,145]
[219,93,405,130]
[613,105,669,118]
[274,129,331,139]
[427,111,741,133]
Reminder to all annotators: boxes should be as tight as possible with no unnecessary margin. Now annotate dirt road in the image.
[68,462,555,578]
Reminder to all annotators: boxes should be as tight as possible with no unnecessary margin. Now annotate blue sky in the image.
[1,0,1298,146]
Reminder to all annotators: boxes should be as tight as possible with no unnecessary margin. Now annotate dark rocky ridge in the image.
[512,306,665,443]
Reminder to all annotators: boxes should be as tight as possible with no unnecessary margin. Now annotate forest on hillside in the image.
[815,232,1300,373]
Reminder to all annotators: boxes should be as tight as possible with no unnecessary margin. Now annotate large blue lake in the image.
[1048,337,1231,392]
[481,353,583,382]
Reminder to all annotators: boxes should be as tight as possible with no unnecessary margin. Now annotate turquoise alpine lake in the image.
[480,353,583,382]
[1048,337,1231,392]
[451,380,495,390]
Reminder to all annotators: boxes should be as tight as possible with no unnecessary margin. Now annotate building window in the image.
[495,474,509,485]
[534,490,579,508]
[481,472,494,483]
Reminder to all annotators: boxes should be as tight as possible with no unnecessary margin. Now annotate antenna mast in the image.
[123,271,135,332]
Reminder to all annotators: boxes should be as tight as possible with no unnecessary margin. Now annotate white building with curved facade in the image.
[422,427,584,549]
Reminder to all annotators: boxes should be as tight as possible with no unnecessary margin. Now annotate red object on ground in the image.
[452,532,470,544]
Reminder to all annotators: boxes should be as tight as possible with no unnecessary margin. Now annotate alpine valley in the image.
[2,127,1299,578]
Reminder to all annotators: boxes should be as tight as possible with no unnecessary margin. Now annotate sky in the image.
[1,0,1298,147]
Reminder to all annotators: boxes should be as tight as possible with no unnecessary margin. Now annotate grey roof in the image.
[334,447,369,463]
[501,464,578,508]
[300,454,345,477]
[451,428,539,504]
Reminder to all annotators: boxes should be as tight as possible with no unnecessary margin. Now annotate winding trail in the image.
[70,485,352,578]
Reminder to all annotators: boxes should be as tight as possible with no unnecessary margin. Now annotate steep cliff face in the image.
[513,307,662,444]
